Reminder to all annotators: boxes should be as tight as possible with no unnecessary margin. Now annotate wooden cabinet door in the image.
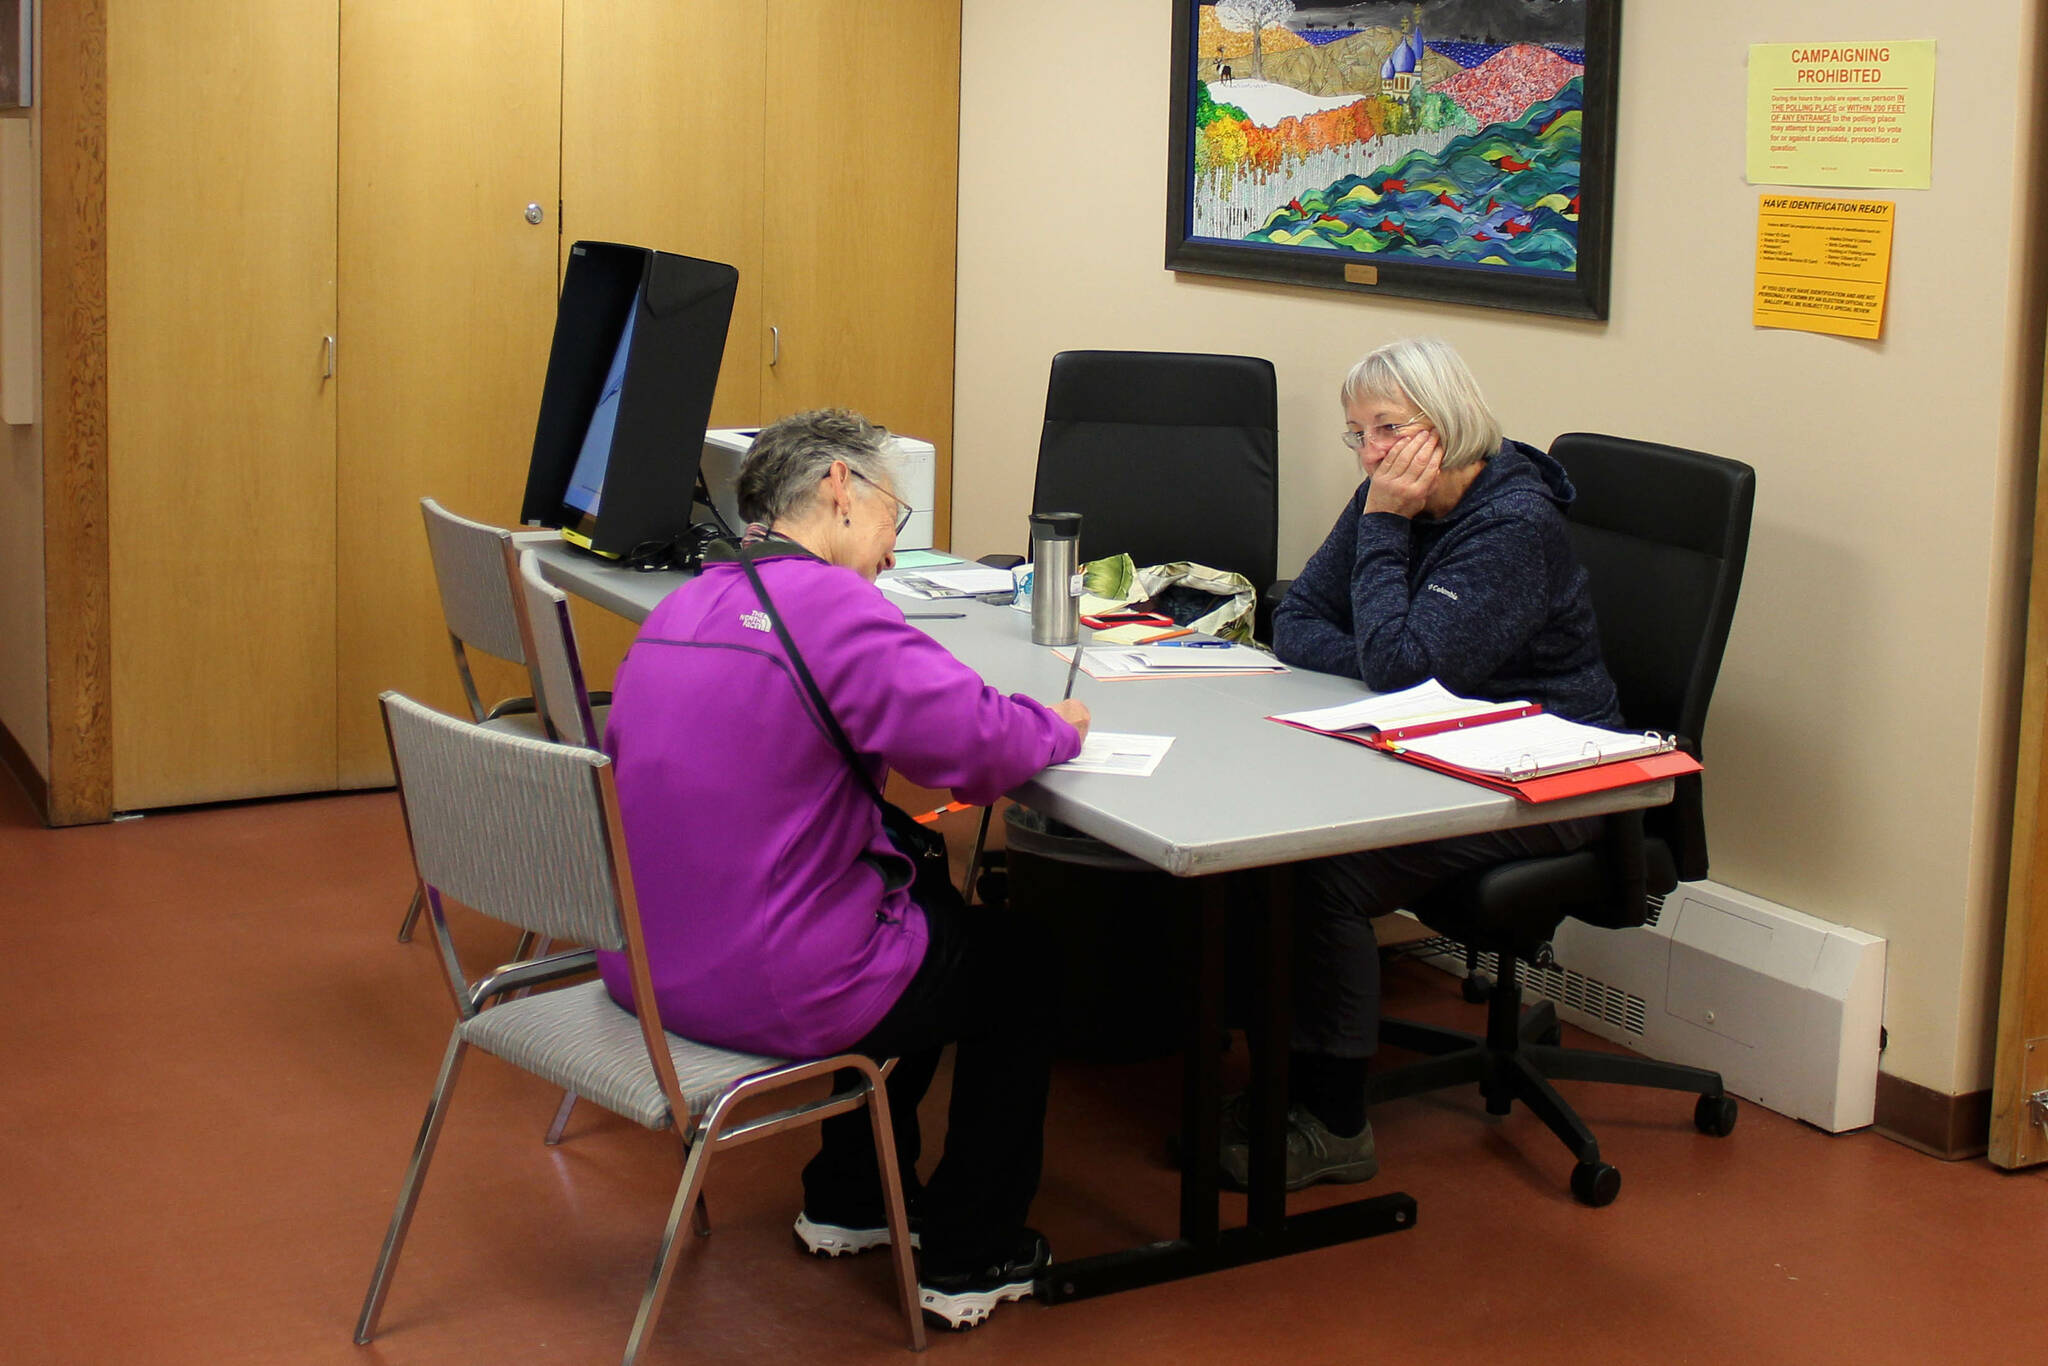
[107,0,340,808]
[335,0,565,785]
[562,0,767,433]
[559,0,769,687]
[762,0,961,549]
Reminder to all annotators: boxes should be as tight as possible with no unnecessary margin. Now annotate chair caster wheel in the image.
[1694,1093,1739,1137]
[1570,1161,1620,1207]
[1535,1021,1563,1046]
[1461,974,1493,1004]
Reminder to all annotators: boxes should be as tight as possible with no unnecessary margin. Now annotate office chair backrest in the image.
[1549,434,1753,887]
[514,548,603,748]
[1549,434,1754,747]
[381,690,629,953]
[1033,350,1279,589]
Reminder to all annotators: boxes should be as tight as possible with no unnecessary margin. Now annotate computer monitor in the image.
[520,241,738,559]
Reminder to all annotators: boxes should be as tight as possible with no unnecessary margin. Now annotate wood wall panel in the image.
[561,0,766,432]
[560,0,768,687]
[335,1,564,785]
[763,0,960,549]
[106,0,339,808]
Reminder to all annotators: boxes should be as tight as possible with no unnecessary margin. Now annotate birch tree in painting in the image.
[1214,0,1295,81]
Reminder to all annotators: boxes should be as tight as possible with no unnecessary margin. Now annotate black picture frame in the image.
[1166,1,1621,320]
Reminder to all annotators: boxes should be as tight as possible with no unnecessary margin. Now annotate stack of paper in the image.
[1058,643,1287,680]
[1272,679,1533,738]
[878,565,1019,599]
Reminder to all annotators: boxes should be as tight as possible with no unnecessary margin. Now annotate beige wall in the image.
[0,94,45,779]
[955,1,2045,1095]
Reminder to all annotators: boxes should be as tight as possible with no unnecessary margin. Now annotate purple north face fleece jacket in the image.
[597,541,1081,1059]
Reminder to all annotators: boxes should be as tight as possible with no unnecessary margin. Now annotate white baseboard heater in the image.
[1403,878,1886,1133]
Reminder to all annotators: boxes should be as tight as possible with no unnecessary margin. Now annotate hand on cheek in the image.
[1363,430,1442,518]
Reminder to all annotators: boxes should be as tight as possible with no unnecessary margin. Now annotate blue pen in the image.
[1159,638,1231,648]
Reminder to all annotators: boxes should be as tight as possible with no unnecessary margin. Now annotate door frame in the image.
[39,0,112,826]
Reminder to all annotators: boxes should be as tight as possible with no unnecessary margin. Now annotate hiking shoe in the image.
[1219,1107,1378,1192]
[792,1209,921,1257]
[918,1230,1052,1330]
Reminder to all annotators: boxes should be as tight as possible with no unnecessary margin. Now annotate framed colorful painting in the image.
[1167,1,1621,319]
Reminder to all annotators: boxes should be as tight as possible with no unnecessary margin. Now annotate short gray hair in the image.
[1340,336,1503,470]
[737,408,897,525]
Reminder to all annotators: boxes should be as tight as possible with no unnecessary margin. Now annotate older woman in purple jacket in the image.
[598,409,1088,1330]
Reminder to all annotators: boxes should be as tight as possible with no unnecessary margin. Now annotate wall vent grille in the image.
[1409,937,1649,1037]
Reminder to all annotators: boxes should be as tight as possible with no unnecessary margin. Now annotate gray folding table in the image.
[533,540,1673,1300]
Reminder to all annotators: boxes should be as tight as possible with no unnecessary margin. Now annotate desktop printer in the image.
[701,427,937,551]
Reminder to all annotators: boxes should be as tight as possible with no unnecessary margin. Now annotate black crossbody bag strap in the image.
[731,544,968,915]
[733,543,889,808]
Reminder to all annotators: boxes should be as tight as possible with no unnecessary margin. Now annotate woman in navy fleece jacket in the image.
[1242,337,1622,1192]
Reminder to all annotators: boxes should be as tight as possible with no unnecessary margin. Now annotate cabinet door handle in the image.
[323,335,335,379]
[770,324,780,367]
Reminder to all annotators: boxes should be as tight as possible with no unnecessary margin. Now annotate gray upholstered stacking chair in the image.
[356,693,925,1361]
[512,545,612,750]
[395,499,548,942]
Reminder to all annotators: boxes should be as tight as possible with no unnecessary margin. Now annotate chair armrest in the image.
[1644,735,1708,882]
[587,690,612,707]
[483,696,538,721]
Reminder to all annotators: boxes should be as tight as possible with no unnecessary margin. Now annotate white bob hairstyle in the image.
[1340,336,1503,471]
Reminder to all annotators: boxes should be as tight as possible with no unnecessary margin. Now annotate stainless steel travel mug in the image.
[1029,511,1082,647]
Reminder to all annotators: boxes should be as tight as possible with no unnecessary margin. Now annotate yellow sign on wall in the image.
[1753,196,1896,341]
[1747,41,1935,189]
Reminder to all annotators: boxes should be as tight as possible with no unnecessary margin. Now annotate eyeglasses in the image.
[1341,413,1431,449]
[849,467,913,536]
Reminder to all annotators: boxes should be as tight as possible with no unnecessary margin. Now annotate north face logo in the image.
[741,610,772,632]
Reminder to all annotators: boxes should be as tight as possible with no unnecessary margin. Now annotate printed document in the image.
[1394,713,1669,780]
[1051,732,1175,777]
[1274,679,1522,734]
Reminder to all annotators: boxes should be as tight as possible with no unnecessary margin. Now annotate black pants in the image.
[800,897,1054,1277]
[1292,816,1603,1058]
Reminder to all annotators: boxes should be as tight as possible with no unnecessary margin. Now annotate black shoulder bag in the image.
[733,544,966,917]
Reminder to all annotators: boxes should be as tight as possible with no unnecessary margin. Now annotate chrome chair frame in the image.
[356,694,925,1360]
[512,543,612,1142]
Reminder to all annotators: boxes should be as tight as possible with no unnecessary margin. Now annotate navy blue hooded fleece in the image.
[1274,439,1622,727]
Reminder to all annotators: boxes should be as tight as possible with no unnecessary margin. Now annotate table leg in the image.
[1246,865,1292,1232]
[1177,876,1226,1244]
[1037,868,1417,1306]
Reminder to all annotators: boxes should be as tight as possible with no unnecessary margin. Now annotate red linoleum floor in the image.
[3,775,2044,1365]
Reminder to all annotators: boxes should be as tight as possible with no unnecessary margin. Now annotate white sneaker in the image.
[917,1230,1050,1330]
[792,1210,920,1257]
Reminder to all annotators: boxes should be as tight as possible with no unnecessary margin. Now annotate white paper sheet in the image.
[1050,732,1175,777]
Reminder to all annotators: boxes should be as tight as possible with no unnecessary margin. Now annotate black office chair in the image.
[979,352,1280,1052]
[1365,433,1757,1207]
[1034,349,1278,588]
[981,351,1279,608]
